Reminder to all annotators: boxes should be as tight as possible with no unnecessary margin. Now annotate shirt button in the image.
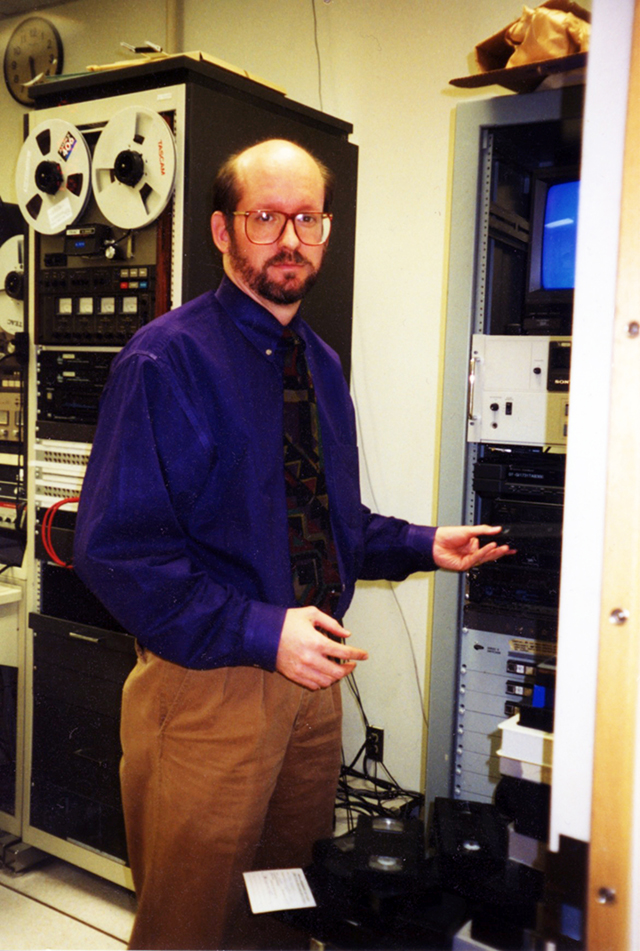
[265,348,273,356]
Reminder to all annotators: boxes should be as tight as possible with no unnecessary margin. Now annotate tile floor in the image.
[0,856,135,950]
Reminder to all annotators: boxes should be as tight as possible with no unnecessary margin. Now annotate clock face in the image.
[3,17,64,106]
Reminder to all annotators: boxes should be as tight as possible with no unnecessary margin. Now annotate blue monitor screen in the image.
[542,180,580,290]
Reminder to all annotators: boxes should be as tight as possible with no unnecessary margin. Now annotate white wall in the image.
[0,0,535,792]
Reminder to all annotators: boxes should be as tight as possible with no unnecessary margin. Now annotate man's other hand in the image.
[276,607,368,691]
[433,524,515,572]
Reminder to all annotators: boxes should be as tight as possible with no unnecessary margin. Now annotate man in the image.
[74,139,511,950]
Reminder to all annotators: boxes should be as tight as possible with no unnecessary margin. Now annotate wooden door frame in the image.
[587,1,640,945]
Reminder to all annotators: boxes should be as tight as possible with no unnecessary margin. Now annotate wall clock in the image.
[3,16,64,106]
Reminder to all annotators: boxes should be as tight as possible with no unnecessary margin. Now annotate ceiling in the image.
[0,1,76,20]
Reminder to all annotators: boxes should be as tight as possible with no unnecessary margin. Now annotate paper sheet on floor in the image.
[243,868,317,914]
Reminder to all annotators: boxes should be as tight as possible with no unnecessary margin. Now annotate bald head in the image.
[213,139,334,217]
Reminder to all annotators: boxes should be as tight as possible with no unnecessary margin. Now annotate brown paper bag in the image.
[505,4,590,68]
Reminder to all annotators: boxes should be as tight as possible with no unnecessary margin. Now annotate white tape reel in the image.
[0,236,25,335]
[15,119,91,235]
[92,106,176,230]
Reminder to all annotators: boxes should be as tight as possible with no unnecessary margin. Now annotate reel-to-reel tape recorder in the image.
[18,105,176,356]
[17,103,178,446]
[16,105,176,236]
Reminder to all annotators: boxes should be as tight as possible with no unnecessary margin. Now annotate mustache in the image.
[266,249,310,266]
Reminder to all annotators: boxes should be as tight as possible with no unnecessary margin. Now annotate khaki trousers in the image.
[120,647,343,950]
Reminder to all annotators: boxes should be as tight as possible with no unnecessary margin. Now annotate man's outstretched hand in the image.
[433,524,515,572]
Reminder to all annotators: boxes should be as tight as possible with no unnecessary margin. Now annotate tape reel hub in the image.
[5,270,23,301]
[114,150,144,187]
[35,160,64,196]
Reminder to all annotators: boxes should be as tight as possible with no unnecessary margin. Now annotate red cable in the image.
[41,496,80,569]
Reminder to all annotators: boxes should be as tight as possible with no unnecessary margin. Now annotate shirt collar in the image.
[215,276,304,360]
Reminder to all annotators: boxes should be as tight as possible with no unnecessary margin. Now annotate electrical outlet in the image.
[365,726,384,763]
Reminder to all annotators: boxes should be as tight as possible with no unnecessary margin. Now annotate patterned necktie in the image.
[282,327,342,617]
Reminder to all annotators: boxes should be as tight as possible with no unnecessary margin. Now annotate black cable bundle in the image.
[336,673,424,833]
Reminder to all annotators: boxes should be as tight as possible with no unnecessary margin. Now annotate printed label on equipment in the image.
[58,131,78,162]
[48,197,74,232]
[509,638,556,657]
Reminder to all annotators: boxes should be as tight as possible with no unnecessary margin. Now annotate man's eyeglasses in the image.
[232,210,332,246]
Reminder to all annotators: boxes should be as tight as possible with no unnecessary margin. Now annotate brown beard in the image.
[228,240,324,305]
